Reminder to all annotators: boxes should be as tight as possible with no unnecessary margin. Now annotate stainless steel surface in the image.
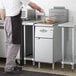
[34,23,54,27]
[70,28,74,70]
[35,38,53,63]
[35,27,53,38]
[22,20,42,26]
[0,25,6,58]
[0,20,4,26]
[36,12,45,21]
[24,25,26,64]
[32,26,35,65]
[23,24,35,65]
[61,25,75,70]
[58,22,76,27]
[52,63,55,70]
[61,27,64,69]
[49,7,69,23]
[35,24,62,69]
[38,62,40,68]
[27,9,36,20]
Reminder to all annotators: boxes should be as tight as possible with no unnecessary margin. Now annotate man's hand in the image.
[0,9,6,21]
[36,6,44,13]
[28,2,44,13]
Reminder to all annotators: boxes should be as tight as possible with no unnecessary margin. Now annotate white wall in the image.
[31,0,76,23]
[31,0,76,58]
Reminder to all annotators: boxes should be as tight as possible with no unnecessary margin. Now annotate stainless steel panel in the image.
[35,27,53,38]
[35,38,53,63]
[0,27,6,58]
[49,7,69,23]
[27,9,36,20]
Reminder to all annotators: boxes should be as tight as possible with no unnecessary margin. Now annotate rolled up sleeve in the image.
[0,0,4,9]
[20,0,31,5]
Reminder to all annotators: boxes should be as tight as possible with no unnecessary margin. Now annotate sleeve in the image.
[20,0,31,5]
[0,0,4,9]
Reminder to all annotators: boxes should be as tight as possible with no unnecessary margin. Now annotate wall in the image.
[23,0,76,58]
[31,0,76,23]
[30,0,76,58]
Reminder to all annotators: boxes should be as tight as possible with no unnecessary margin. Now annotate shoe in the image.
[14,66,22,71]
[5,66,22,74]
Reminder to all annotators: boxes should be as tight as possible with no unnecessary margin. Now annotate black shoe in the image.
[5,66,22,74]
[14,66,22,71]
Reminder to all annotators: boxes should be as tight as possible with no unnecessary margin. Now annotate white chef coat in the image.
[0,0,30,16]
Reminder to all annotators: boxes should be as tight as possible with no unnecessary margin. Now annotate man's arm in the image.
[0,9,6,21]
[0,0,5,21]
[20,0,43,12]
[28,2,43,12]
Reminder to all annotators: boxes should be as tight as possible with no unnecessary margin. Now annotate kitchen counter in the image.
[22,21,58,27]
[0,20,41,27]
[58,22,76,70]
[0,20,56,27]
[0,21,6,58]
[58,22,76,27]
[22,20,42,26]
[34,23,56,27]
[0,21,4,28]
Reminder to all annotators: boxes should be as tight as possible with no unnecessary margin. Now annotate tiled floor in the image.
[0,59,76,76]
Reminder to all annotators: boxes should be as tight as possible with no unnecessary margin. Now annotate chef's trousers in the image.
[4,17,20,72]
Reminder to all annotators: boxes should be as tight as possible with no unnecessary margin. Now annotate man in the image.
[0,0,43,73]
